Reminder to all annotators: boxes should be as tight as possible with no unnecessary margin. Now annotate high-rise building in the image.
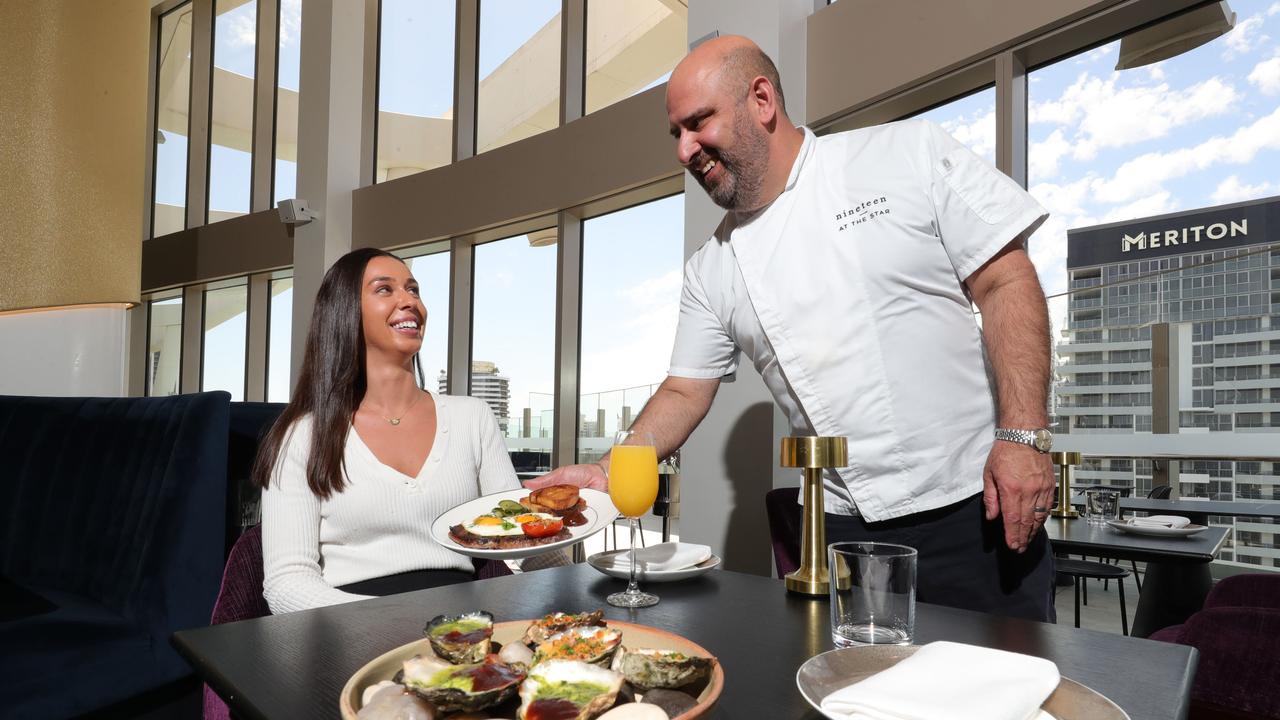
[1058,196,1280,567]
[438,360,511,433]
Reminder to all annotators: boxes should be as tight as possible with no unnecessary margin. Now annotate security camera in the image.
[278,198,318,225]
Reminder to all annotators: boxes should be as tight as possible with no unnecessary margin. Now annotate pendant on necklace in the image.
[388,418,401,426]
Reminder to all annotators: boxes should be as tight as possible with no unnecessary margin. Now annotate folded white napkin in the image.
[600,542,712,572]
[819,641,1060,720]
[1130,515,1191,528]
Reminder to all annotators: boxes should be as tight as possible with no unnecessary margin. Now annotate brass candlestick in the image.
[1050,451,1082,519]
[781,436,849,596]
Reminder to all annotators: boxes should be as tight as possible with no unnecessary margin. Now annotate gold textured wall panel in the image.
[0,0,149,312]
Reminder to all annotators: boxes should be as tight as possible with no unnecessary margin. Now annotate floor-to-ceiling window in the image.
[274,0,301,206]
[477,0,561,153]
[400,246,451,388]
[267,274,293,402]
[375,0,455,182]
[208,0,257,223]
[146,295,184,396]
[584,0,685,114]
[203,280,249,400]
[152,2,194,237]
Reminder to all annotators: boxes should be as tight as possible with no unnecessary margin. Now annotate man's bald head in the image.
[672,35,787,116]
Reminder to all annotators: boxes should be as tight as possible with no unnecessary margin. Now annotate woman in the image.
[254,248,558,614]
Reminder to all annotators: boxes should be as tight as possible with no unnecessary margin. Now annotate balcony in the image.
[1056,340,1148,354]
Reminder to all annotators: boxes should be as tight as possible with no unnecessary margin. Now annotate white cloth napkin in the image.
[1130,515,1191,528]
[600,542,712,572]
[819,641,1060,720]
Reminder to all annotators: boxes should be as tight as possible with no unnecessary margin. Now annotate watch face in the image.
[1032,429,1053,452]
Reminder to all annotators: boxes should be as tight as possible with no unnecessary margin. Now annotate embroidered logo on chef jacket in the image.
[834,196,892,232]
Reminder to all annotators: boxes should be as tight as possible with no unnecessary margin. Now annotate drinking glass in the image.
[607,430,660,608]
[828,542,917,647]
[1084,489,1119,526]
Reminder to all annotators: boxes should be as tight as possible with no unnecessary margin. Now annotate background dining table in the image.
[173,564,1198,720]
[1045,516,1228,638]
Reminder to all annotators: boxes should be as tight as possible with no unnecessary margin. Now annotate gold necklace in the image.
[378,391,425,426]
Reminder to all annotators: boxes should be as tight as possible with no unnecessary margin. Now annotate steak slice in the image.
[448,524,571,550]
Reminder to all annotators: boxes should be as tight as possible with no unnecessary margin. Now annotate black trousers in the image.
[337,569,474,596]
[825,492,1057,622]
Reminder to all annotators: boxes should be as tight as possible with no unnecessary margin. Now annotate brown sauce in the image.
[442,628,493,644]
[561,509,589,527]
[524,698,581,720]
[467,662,524,692]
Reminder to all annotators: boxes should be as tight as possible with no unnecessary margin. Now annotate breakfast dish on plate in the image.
[343,610,722,720]
[432,486,617,559]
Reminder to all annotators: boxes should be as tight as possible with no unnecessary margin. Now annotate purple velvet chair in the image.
[765,487,803,579]
[201,525,514,719]
[1149,573,1280,720]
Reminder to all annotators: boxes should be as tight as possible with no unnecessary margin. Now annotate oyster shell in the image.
[357,682,439,720]
[398,654,525,713]
[533,626,623,668]
[518,660,624,720]
[424,611,494,664]
[611,648,714,690]
[522,610,607,646]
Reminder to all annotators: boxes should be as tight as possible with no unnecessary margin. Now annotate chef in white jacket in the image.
[533,35,1057,621]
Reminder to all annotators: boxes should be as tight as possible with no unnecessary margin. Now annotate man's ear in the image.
[750,76,778,125]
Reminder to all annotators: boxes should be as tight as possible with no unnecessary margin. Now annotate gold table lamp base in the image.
[1050,451,1082,519]
[781,436,849,596]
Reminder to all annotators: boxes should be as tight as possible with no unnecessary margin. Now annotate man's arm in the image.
[524,375,721,490]
[965,239,1056,553]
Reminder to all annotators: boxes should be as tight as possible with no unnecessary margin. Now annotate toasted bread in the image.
[520,495,588,516]
[530,484,581,510]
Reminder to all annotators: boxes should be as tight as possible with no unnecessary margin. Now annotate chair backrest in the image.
[765,487,803,579]
[226,402,287,554]
[1147,484,1173,499]
[1204,572,1280,612]
[0,392,229,629]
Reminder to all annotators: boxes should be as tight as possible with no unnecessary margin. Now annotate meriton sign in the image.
[1121,220,1248,253]
[1066,197,1276,269]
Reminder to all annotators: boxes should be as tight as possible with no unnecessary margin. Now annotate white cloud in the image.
[1270,2,1280,16]
[280,0,302,48]
[1029,128,1071,180]
[1223,15,1269,59]
[618,269,681,307]
[1030,74,1239,160]
[939,109,996,165]
[1099,191,1174,223]
[1210,175,1278,204]
[1090,105,1280,203]
[227,11,256,47]
[1248,55,1280,94]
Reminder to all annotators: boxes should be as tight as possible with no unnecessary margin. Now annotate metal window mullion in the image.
[181,284,206,394]
[144,8,162,240]
[187,0,214,228]
[362,0,380,185]
[995,50,1027,188]
[454,0,479,162]
[447,238,475,395]
[552,211,583,469]
[560,0,586,125]
[246,273,271,400]
[252,0,279,213]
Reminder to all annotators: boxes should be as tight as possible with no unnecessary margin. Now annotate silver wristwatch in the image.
[994,427,1053,453]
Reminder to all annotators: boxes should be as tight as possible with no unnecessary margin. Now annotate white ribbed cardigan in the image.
[261,391,554,614]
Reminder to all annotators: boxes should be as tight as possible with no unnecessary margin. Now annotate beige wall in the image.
[0,0,149,312]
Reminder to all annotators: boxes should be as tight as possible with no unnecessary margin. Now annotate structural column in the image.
[290,0,371,383]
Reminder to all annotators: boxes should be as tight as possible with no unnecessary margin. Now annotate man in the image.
[531,36,1057,621]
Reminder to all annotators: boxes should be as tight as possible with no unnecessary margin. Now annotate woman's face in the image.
[360,256,426,360]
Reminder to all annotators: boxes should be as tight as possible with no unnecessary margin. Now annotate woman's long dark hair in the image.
[252,247,421,499]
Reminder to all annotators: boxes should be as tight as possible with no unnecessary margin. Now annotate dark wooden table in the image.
[1046,517,1228,638]
[1118,498,1280,524]
[173,565,1197,720]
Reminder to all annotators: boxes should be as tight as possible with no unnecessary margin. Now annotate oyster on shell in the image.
[611,648,714,691]
[357,682,439,720]
[533,626,623,668]
[424,611,494,664]
[398,654,525,713]
[522,610,607,646]
[518,659,625,720]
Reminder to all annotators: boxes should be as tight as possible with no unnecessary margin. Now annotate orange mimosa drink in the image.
[608,444,659,518]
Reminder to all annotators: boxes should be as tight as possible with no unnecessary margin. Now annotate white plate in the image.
[796,645,1129,720]
[587,549,722,582]
[1106,519,1207,537]
[430,487,617,560]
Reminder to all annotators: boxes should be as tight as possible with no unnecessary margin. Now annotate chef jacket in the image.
[668,120,1048,521]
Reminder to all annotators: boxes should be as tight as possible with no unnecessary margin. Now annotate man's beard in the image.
[696,108,770,211]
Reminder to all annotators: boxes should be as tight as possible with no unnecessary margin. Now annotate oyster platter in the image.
[341,610,723,720]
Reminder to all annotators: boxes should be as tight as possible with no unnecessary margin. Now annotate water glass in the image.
[1084,489,1119,526]
[828,542,917,647]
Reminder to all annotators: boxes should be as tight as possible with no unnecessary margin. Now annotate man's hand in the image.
[982,441,1055,552]
[524,463,609,492]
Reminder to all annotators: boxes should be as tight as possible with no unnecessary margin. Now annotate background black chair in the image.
[1055,557,1131,635]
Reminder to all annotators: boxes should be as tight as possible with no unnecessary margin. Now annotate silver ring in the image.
[1033,506,1050,513]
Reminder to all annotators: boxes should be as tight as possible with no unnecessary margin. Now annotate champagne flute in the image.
[607,430,660,608]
